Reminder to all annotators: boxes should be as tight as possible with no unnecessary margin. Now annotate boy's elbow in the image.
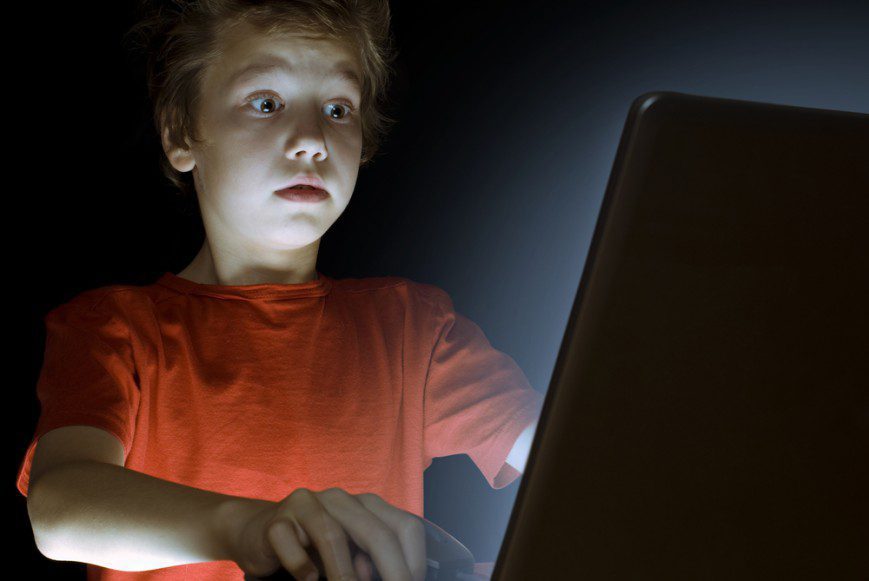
[26,479,67,561]
[27,494,57,560]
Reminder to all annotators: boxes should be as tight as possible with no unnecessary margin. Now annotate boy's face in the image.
[165,20,364,256]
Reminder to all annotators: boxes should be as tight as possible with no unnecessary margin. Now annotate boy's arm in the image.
[505,420,538,474]
[28,460,270,571]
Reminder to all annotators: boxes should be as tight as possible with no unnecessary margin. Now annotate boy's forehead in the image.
[208,21,360,86]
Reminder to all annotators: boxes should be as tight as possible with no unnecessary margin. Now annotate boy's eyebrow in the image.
[225,57,362,92]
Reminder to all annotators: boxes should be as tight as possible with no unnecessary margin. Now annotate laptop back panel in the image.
[495,92,869,579]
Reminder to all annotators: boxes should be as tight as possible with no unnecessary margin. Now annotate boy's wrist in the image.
[212,495,277,564]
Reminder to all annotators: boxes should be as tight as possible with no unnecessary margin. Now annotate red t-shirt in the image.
[17,271,544,580]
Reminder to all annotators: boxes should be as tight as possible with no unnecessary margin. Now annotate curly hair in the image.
[125,0,399,204]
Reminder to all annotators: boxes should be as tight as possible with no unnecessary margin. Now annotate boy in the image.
[17,1,543,580]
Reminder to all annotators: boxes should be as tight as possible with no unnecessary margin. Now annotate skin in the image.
[163,20,364,286]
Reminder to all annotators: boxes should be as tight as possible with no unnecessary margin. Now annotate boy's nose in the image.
[285,134,328,161]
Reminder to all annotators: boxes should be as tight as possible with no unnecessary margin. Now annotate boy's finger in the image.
[317,488,410,581]
[296,505,358,581]
[266,520,320,581]
[356,493,427,581]
[353,551,374,581]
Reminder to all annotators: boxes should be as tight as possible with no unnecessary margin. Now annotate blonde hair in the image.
[126,0,399,202]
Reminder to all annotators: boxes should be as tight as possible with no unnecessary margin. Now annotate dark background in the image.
[11,0,868,577]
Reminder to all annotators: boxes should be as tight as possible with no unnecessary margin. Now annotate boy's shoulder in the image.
[44,280,164,328]
[335,274,451,308]
[49,283,141,312]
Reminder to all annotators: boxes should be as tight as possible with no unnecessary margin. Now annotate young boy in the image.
[17,1,543,580]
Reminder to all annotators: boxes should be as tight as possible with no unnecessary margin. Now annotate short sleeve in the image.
[16,290,141,497]
[422,287,544,490]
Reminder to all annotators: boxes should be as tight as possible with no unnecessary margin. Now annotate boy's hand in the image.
[223,487,426,581]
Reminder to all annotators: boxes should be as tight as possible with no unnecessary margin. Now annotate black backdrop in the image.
[11,0,868,577]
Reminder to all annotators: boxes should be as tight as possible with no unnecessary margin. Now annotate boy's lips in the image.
[274,185,329,203]
[279,174,328,193]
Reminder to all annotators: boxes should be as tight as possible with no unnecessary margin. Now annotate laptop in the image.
[492,91,869,579]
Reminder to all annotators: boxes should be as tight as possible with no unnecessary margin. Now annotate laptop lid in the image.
[494,91,869,579]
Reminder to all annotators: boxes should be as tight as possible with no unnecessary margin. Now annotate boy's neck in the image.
[177,241,218,285]
[176,239,320,286]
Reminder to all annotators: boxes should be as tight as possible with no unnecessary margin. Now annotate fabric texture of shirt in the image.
[16,270,544,580]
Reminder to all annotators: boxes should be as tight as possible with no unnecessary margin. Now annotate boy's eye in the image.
[248,95,284,114]
[324,103,353,121]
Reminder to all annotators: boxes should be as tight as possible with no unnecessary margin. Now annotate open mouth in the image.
[275,185,330,202]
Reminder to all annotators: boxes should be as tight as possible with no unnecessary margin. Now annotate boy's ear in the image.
[161,127,196,173]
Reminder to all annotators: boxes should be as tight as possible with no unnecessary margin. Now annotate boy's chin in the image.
[262,228,329,249]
